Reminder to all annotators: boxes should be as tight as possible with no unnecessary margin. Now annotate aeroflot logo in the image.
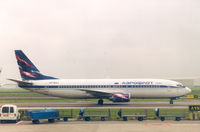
[122,81,153,85]
[16,56,32,67]
[20,71,36,78]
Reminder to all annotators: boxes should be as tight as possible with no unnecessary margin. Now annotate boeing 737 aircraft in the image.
[9,50,191,105]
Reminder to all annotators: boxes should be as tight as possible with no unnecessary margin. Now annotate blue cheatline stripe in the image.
[19,85,179,89]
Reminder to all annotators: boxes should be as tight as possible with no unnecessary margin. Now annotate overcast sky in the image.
[0,0,200,83]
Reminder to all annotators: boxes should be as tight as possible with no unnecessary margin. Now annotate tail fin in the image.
[15,50,57,80]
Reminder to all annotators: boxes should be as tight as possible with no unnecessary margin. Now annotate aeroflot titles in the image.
[48,81,154,85]
[122,82,153,85]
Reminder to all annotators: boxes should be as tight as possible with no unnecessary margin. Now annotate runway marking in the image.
[16,121,25,125]
[0,121,25,126]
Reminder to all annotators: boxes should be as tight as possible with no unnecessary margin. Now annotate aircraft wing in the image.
[80,89,131,102]
[80,89,123,98]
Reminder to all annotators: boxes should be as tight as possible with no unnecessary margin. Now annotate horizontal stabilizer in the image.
[7,79,33,86]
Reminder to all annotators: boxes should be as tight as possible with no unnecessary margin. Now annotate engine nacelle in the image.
[110,92,131,102]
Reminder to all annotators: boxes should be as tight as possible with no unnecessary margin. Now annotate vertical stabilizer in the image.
[15,50,57,80]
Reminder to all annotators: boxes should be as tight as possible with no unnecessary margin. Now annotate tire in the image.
[123,117,127,121]
[63,117,68,122]
[1,120,5,124]
[98,100,103,105]
[175,117,181,121]
[101,117,105,121]
[138,117,143,121]
[160,117,165,121]
[48,119,55,123]
[84,117,90,121]
[32,120,40,124]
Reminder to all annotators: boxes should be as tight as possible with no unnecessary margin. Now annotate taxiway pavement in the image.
[0,100,199,109]
[0,121,199,132]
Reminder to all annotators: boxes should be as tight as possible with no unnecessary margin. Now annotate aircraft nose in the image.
[185,87,192,94]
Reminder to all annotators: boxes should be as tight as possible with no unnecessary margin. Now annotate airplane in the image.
[9,50,191,105]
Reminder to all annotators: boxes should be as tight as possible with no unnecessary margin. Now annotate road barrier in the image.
[118,109,148,121]
[79,108,111,121]
[155,108,185,121]
[4,107,200,124]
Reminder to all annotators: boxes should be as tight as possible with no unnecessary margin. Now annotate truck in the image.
[0,104,20,123]
[27,109,73,124]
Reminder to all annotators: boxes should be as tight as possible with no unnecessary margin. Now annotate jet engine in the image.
[110,92,131,102]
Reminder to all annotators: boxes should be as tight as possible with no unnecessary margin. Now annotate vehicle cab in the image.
[0,104,20,123]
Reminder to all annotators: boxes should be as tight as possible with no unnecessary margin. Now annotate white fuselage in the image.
[19,79,191,99]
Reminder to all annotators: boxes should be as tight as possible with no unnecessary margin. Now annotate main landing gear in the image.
[170,99,174,104]
[98,99,104,105]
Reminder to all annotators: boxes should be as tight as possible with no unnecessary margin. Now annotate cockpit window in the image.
[176,84,185,88]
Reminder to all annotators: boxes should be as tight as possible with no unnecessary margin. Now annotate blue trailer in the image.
[27,109,59,124]
[27,109,73,124]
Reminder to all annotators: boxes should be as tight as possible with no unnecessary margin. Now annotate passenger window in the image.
[2,107,9,113]
[10,107,14,113]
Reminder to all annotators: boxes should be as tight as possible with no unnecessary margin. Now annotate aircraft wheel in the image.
[170,99,173,104]
[98,99,103,105]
